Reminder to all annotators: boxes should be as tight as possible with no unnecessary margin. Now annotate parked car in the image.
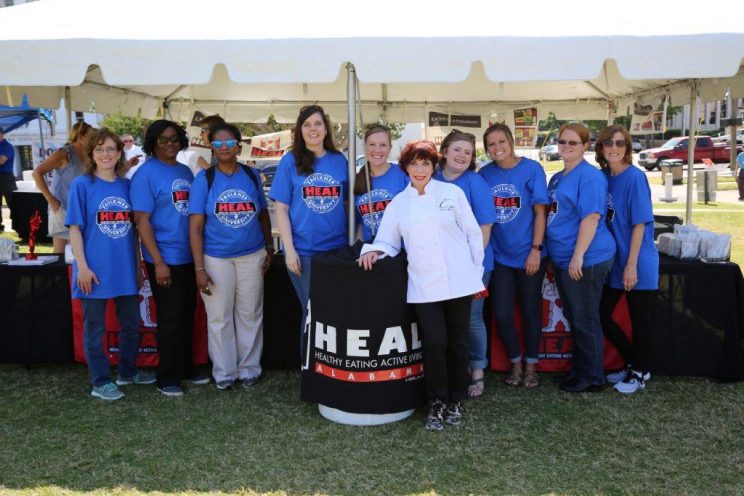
[632,138,642,153]
[257,161,280,187]
[539,137,560,161]
[638,136,743,171]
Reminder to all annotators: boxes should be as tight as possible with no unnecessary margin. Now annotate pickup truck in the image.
[638,136,743,171]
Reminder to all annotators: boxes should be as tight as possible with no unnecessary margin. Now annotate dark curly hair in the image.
[142,119,189,156]
[398,140,439,174]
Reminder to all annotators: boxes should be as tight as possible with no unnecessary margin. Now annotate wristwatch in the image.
[531,244,543,252]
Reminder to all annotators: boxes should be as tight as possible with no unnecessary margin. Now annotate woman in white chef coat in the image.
[358,140,484,432]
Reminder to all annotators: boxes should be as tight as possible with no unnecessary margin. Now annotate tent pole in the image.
[347,63,357,245]
[64,86,72,136]
[685,80,696,224]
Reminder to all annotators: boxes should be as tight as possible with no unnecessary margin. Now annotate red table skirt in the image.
[69,265,208,367]
[490,271,630,372]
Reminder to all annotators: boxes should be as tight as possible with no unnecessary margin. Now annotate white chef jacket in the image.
[361,179,485,303]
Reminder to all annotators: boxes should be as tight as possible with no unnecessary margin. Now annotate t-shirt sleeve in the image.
[577,170,607,219]
[530,164,549,205]
[629,171,655,226]
[188,171,208,215]
[268,155,294,205]
[469,174,497,225]
[129,167,155,213]
[65,178,87,228]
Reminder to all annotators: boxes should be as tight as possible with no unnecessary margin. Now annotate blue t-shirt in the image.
[0,139,15,175]
[355,164,409,242]
[546,160,616,269]
[65,175,138,299]
[737,151,744,170]
[479,157,549,269]
[434,170,496,271]
[606,166,659,290]
[189,165,268,259]
[268,151,348,256]
[129,157,194,265]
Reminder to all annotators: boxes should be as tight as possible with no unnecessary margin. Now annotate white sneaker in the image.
[606,368,629,384]
[613,370,648,394]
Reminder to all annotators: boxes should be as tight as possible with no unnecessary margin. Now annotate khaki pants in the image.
[201,250,265,382]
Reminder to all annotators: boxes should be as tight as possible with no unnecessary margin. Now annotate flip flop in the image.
[523,370,540,389]
[468,377,485,398]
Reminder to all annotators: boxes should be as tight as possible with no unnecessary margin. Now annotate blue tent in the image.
[0,94,53,134]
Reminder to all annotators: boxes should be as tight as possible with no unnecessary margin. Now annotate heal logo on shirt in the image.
[170,178,191,215]
[96,196,133,239]
[606,193,615,223]
[491,184,522,224]
[214,188,257,229]
[302,173,341,214]
[357,188,393,229]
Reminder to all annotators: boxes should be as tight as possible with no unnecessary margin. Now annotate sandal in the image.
[468,377,485,398]
[522,370,540,389]
[504,365,523,387]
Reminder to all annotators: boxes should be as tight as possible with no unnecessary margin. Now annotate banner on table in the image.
[301,246,426,414]
[490,271,628,372]
[70,264,208,367]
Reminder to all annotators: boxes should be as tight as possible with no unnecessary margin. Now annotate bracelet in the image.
[195,267,205,272]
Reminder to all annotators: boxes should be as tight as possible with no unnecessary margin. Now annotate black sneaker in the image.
[425,400,446,432]
[445,401,464,426]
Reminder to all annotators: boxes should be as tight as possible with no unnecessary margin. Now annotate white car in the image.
[539,138,560,161]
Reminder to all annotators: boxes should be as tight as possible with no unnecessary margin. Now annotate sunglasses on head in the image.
[212,139,238,148]
[156,135,181,145]
[557,139,583,146]
[602,139,627,148]
[448,128,476,143]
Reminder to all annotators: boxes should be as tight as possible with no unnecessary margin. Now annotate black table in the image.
[0,254,301,369]
[10,191,51,242]
[652,255,744,380]
[0,256,73,364]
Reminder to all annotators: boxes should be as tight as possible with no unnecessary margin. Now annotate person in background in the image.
[66,128,155,400]
[736,148,744,201]
[0,127,16,232]
[596,124,658,394]
[479,123,548,389]
[434,129,495,398]
[358,140,484,432]
[268,105,348,358]
[354,124,408,242]
[196,115,227,171]
[130,119,210,397]
[122,133,144,173]
[32,121,95,252]
[546,123,616,393]
[189,124,273,391]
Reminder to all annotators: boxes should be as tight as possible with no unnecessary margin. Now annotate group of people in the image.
[358,120,658,431]
[35,105,658,434]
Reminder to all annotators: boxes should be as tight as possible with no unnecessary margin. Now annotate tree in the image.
[100,110,149,141]
[355,119,405,142]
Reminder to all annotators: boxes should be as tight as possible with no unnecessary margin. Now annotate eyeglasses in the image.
[156,135,180,145]
[93,146,118,154]
[122,139,133,143]
[212,139,238,148]
[557,139,583,147]
[602,139,627,148]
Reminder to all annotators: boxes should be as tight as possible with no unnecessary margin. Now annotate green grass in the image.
[1,365,743,496]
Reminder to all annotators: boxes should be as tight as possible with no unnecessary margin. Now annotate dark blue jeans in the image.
[287,255,312,362]
[490,259,547,364]
[82,296,140,387]
[553,257,614,386]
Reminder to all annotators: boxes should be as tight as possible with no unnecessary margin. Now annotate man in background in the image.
[0,127,16,232]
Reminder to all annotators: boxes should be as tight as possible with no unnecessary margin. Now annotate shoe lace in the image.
[100,383,118,393]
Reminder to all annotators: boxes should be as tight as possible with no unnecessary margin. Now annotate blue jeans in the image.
[82,296,140,387]
[468,271,491,370]
[490,259,548,364]
[553,257,614,386]
[287,255,312,360]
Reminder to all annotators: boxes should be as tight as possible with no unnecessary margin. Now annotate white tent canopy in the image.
[1,0,743,125]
